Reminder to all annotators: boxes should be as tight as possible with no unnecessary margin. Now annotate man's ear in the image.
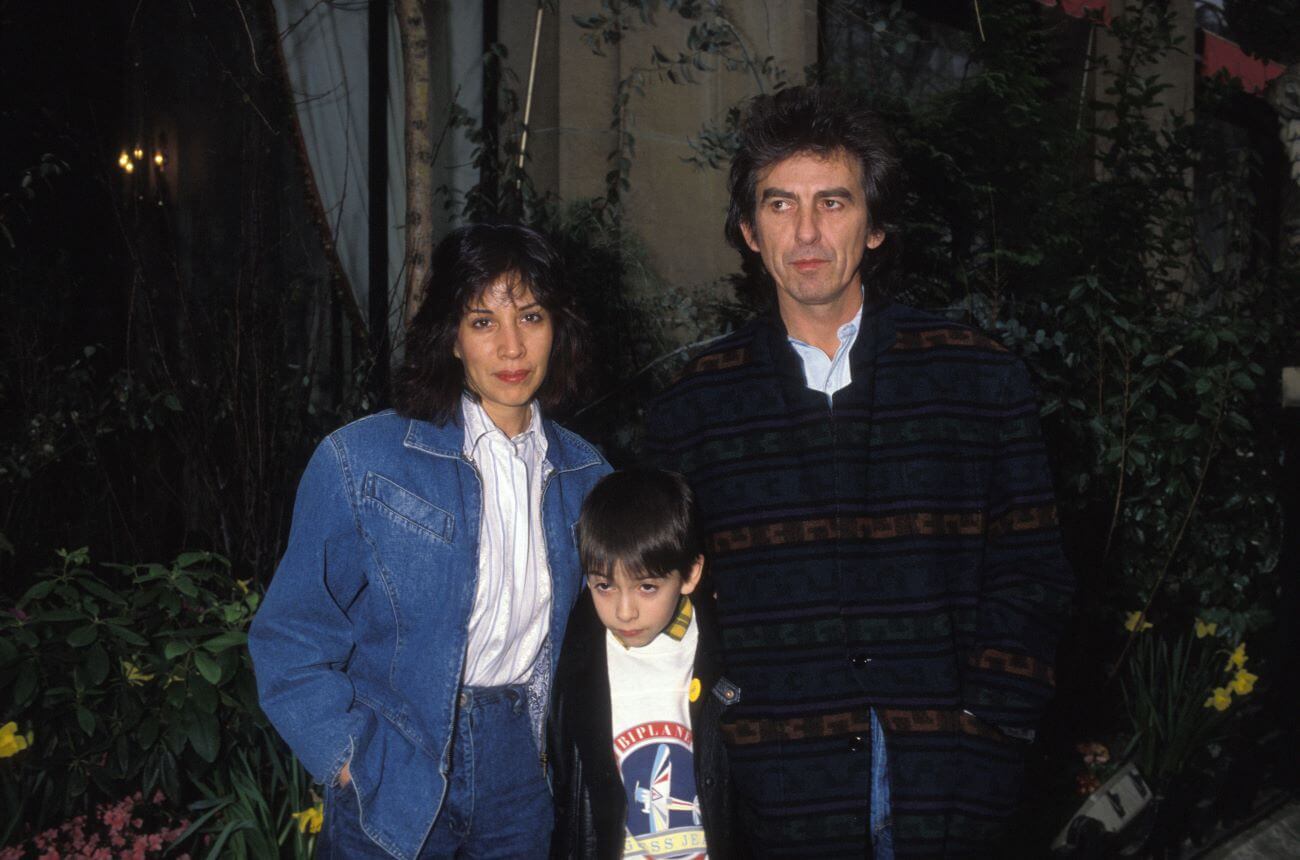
[680,555,705,596]
[740,220,761,254]
[866,229,885,250]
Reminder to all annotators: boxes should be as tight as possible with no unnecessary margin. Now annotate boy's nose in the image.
[616,596,637,622]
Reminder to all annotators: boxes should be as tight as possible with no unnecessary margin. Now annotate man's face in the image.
[740,149,884,315]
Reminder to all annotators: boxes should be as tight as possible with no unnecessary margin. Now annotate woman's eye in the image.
[469,317,492,329]
[522,311,544,324]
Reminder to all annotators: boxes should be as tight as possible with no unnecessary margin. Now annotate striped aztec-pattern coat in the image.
[644,302,1074,858]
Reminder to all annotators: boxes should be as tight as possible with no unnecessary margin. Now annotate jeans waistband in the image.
[457,684,526,709]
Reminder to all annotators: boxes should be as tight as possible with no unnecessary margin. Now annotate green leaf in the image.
[163,393,182,412]
[18,579,56,606]
[194,651,223,685]
[85,643,110,686]
[33,608,84,623]
[67,624,99,647]
[164,640,190,661]
[174,551,212,569]
[191,677,218,713]
[174,577,199,599]
[13,663,38,707]
[188,710,220,762]
[137,715,160,749]
[106,624,149,647]
[201,631,248,653]
[80,579,126,606]
[77,705,96,735]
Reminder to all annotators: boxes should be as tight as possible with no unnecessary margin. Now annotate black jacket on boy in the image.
[548,589,744,859]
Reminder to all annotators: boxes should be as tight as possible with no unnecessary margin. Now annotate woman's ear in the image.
[680,555,705,595]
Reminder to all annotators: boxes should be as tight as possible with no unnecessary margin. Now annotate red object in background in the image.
[1034,0,1111,25]
[1200,30,1286,95]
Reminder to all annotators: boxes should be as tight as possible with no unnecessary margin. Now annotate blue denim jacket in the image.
[248,409,610,860]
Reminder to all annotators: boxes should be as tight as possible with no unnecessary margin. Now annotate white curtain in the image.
[270,0,483,340]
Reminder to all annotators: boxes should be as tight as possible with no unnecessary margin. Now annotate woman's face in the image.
[453,276,553,435]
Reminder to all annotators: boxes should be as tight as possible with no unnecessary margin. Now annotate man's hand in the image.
[338,760,352,788]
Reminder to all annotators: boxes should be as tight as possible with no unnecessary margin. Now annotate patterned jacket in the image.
[644,302,1074,857]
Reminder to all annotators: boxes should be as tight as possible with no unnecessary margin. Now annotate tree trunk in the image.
[396,0,433,322]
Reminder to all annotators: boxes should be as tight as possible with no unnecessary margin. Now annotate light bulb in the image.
[118,152,130,168]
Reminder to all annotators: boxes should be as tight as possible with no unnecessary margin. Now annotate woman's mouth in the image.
[494,370,530,384]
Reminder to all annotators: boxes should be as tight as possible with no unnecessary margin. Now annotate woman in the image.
[249,224,611,859]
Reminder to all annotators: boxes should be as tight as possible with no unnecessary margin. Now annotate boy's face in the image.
[587,557,704,648]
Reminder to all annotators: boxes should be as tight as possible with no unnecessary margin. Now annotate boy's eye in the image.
[638,583,659,594]
[589,580,611,592]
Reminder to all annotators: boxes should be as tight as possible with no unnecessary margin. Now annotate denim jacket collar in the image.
[401,409,602,473]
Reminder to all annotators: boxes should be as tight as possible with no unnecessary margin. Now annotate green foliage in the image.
[1120,623,1260,784]
[0,548,313,856]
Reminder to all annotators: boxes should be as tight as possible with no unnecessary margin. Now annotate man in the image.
[645,86,1073,858]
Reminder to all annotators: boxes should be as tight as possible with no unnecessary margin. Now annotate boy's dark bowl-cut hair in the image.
[578,469,703,582]
[724,85,903,294]
[393,223,589,425]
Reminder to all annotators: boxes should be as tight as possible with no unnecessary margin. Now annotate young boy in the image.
[549,469,743,860]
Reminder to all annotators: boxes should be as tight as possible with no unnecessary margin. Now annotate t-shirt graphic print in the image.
[607,601,707,860]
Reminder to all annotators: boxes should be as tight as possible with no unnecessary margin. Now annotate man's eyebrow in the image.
[759,186,857,201]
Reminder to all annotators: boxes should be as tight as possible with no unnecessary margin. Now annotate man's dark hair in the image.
[725,85,903,295]
[393,223,588,425]
[577,469,703,582]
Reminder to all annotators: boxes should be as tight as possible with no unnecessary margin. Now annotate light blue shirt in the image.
[786,290,894,857]
[786,300,863,402]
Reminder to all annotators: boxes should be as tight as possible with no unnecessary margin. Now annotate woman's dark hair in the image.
[724,85,903,299]
[393,223,588,425]
[577,469,703,582]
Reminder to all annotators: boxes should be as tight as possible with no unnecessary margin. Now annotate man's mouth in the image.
[494,370,530,384]
[791,258,829,272]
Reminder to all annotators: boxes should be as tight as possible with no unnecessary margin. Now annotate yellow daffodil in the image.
[1230,669,1258,696]
[0,722,30,758]
[122,660,155,686]
[1225,643,1248,672]
[1194,618,1217,639]
[291,803,324,834]
[1124,611,1153,633]
[1204,686,1233,712]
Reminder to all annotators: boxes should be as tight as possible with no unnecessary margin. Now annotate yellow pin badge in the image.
[689,678,702,702]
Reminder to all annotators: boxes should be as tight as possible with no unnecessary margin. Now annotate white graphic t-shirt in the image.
[607,605,707,859]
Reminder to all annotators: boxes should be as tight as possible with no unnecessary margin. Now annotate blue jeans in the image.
[316,686,552,859]
[871,709,894,860]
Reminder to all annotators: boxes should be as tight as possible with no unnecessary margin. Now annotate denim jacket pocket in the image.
[362,472,455,544]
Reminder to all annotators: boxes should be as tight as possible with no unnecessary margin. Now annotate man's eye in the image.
[770,199,791,212]
[822,199,844,210]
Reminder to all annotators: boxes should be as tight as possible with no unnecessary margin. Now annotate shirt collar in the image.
[787,286,864,351]
[460,394,547,460]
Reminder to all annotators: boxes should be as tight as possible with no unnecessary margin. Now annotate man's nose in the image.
[795,206,820,245]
